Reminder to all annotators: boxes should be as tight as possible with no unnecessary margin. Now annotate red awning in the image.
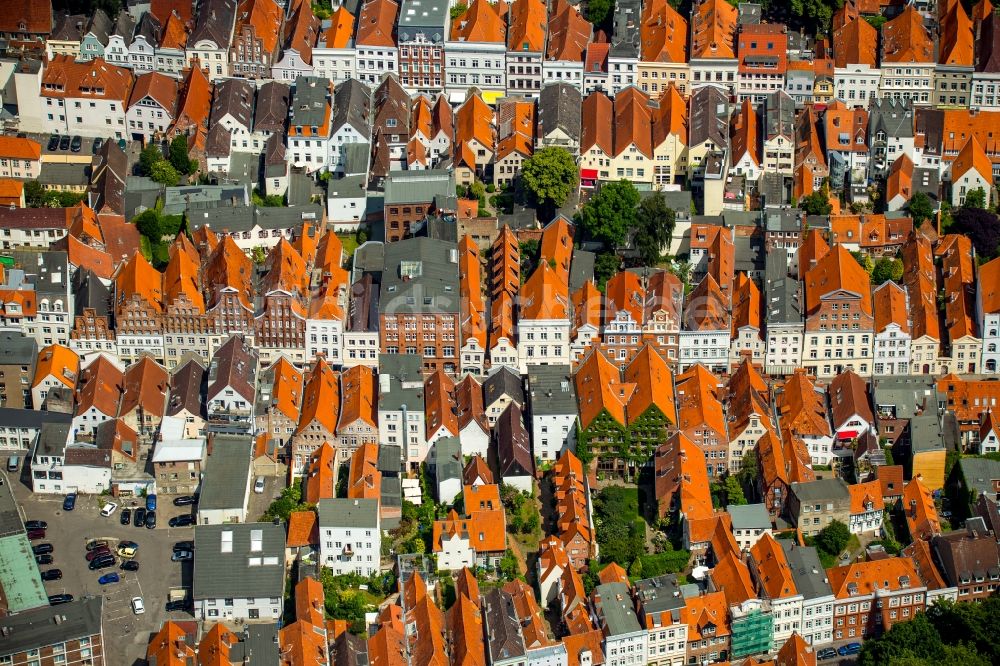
[580,169,598,179]
[838,430,858,440]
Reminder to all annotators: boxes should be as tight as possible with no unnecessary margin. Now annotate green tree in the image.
[963,187,987,210]
[449,3,467,20]
[251,246,267,264]
[139,143,162,177]
[851,250,875,274]
[261,482,309,522]
[520,147,578,216]
[814,520,850,557]
[584,0,613,30]
[577,180,640,249]
[133,209,164,241]
[169,135,193,175]
[594,252,621,291]
[906,191,935,224]
[871,257,904,284]
[24,181,45,207]
[735,451,759,496]
[634,191,676,266]
[723,475,747,506]
[150,160,180,187]
[800,189,833,216]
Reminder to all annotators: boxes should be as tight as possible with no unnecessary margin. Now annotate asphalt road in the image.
[13,483,198,666]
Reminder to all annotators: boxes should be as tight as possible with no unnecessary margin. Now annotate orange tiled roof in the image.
[539,216,573,286]
[675,363,727,441]
[489,290,515,349]
[652,84,687,146]
[32,344,80,390]
[519,262,569,320]
[833,18,878,68]
[712,550,756,606]
[367,622,406,666]
[356,0,398,48]
[507,0,546,53]
[690,0,738,59]
[574,347,627,429]
[751,533,798,600]
[803,244,872,316]
[458,235,486,349]
[163,246,205,313]
[42,55,134,102]
[432,506,507,554]
[322,6,354,48]
[684,590,730,641]
[451,0,507,43]
[941,234,976,341]
[598,562,629,586]
[873,281,909,334]
[614,86,653,158]
[939,375,1000,428]
[886,153,913,203]
[882,6,934,63]
[296,358,340,436]
[115,253,163,314]
[604,271,645,326]
[304,442,336,505]
[160,10,189,50]
[0,136,40,161]
[262,238,309,297]
[730,99,760,167]
[269,357,303,423]
[198,623,240,666]
[66,235,114,280]
[901,232,939,341]
[624,345,676,424]
[146,621,195,665]
[684,275,729,331]
[581,92,613,155]
[980,256,1000,315]
[455,94,495,157]
[571,280,601,340]
[338,365,377,431]
[641,0,688,63]
[902,477,941,540]
[731,272,762,335]
[546,0,591,61]
[823,101,868,154]
[456,375,489,435]
[287,510,318,547]
[848,480,885,514]
[827,557,923,599]
[119,356,169,420]
[563,630,605,666]
[347,443,381,501]
[495,99,535,162]
[447,594,486,666]
[424,369,459,439]
[939,0,974,66]
[952,135,992,181]
[76,355,124,418]
[128,71,179,115]
[778,369,831,439]
[727,359,773,437]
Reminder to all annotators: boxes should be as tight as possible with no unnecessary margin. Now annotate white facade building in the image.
[318,498,381,576]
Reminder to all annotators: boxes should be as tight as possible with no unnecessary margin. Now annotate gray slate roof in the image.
[0,331,36,366]
[197,436,252,511]
[193,523,284,600]
[789,477,850,503]
[333,79,372,137]
[483,366,524,408]
[526,365,577,416]
[593,581,643,635]
[0,597,103,658]
[689,87,729,148]
[190,0,237,49]
[765,249,802,325]
[379,236,460,315]
[318,498,379,528]
[781,541,834,600]
[537,83,582,144]
[727,503,771,530]
[290,76,331,130]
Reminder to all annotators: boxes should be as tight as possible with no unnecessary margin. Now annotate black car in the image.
[62,493,76,511]
[48,594,73,605]
[120,507,131,525]
[173,495,197,506]
[88,555,115,570]
[121,559,139,572]
[173,540,194,552]
[32,543,53,555]
[70,135,82,152]
[24,520,47,530]
[85,540,108,552]
[165,599,191,612]
[58,135,70,150]
[169,514,194,527]
[92,137,104,153]
[40,569,62,581]
[133,507,146,527]
[47,135,59,151]
[145,510,156,529]
[35,554,53,565]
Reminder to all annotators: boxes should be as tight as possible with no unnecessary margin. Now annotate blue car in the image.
[146,494,157,511]
[98,572,120,585]
[62,493,76,511]
[838,642,862,656]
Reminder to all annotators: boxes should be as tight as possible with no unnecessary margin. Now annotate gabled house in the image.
[292,357,340,474]
[229,0,283,79]
[125,72,179,143]
[206,334,258,435]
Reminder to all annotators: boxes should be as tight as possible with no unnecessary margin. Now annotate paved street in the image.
[12,479,197,666]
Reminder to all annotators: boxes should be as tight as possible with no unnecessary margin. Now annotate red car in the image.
[27,528,46,540]
[85,547,111,562]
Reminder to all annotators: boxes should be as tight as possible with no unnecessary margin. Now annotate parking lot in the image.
[12,481,198,666]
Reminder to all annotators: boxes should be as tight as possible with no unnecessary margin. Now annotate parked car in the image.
[133,507,146,526]
[169,514,195,528]
[92,136,104,153]
[24,520,47,530]
[62,493,76,511]
[817,648,838,661]
[165,599,190,612]
[838,643,862,656]
[88,555,115,570]
[32,543,53,555]
[120,559,139,572]
[146,494,157,511]
[85,540,108,552]
[98,572,120,585]
[47,135,59,151]
[173,540,193,552]
[120,508,131,525]
[173,495,197,506]
[171,550,193,562]
[58,135,70,150]
[254,476,265,494]
[35,554,53,565]
[40,569,62,581]
[100,502,118,517]
[118,540,138,551]
[131,596,145,614]
[145,510,156,529]
[49,594,73,605]
[117,138,126,151]
[70,135,82,152]
[27,528,46,540]
[86,547,111,561]
[117,545,137,558]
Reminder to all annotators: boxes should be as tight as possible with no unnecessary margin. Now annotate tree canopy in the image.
[800,189,833,216]
[169,135,196,175]
[584,0,613,31]
[950,207,1000,259]
[633,192,676,266]
[520,147,578,215]
[963,187,987,210]
[814,519,850,557]
[871,257,903,284]
[905,192,935,224]
[577,180,640,249]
